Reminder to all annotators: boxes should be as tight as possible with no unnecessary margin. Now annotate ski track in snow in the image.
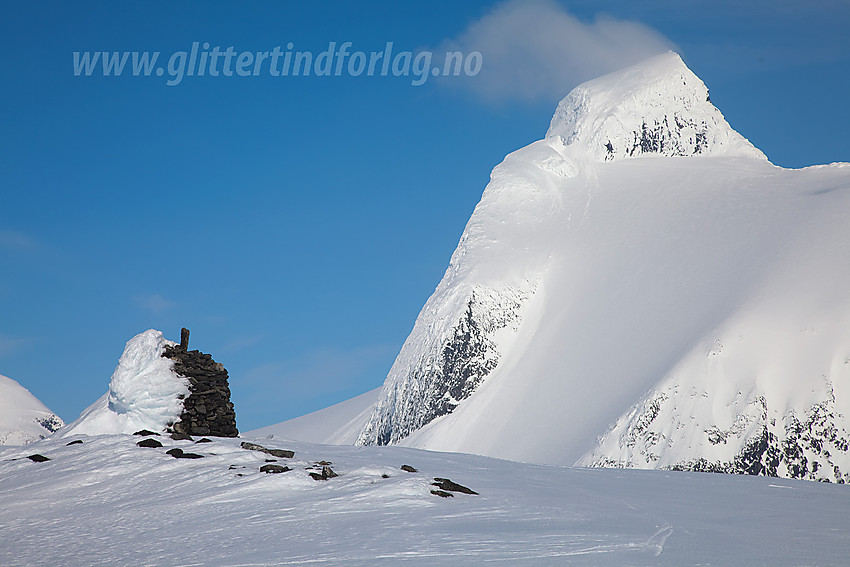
[2,434,850,566]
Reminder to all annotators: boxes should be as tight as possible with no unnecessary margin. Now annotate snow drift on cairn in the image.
[352,51,850,481]
[58,330,189,437]
[0,374,64,445]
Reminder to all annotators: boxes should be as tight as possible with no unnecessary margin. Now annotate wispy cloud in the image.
[0,229,36,251]
[438,0,675,102]
[240,344,394,399]
[219,335,263,354]
[133,293,176,315]
[0,334,32,357]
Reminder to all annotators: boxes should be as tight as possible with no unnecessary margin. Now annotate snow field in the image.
[2,433,850,566]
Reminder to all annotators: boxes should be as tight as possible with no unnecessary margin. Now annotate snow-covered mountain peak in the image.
[283,51,850,484]
[546,51,766,162]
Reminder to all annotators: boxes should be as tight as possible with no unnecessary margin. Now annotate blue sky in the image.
[1,1,848,431]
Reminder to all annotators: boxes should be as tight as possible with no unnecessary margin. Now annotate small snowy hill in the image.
[2,434,850,566]
[339,52,850,480]
[0,374,63,446]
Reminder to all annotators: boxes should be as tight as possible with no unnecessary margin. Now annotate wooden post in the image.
[180,327,190,350]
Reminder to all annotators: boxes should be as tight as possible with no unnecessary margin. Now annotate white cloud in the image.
[439,0,675,102]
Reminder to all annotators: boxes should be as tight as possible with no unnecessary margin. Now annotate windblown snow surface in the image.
[343,52,850,480]
[0,375,63,446]
[2,433,850,566]
[57,329,189,437]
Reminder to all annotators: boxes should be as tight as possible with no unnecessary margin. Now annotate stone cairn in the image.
[162,328,238,437]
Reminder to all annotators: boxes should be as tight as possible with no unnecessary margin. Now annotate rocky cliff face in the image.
[357,285,532,446]
[583,374,850,483]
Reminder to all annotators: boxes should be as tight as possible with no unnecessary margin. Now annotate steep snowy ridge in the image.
[0,375,64,446]
[357,133,573,447]
[357,282,536,445]
[346,52,850,481]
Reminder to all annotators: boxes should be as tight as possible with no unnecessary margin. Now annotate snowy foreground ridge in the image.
[3,434,850,566]
[341,52,850,481]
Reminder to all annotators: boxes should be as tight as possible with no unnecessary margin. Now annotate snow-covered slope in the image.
[2,434,850,566]
[58,329,188,437]
[352,52,850,480]
[0,375,63,446]
[249,387,381,444]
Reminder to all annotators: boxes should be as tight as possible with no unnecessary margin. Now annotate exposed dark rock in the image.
[431,490,454,498]
[309,465,338,481]
[65,440,83,446]
[133,429,160,436]
[437,300,498,421]
[166,448,204,459]
[381,474,390,479]
[162,330,238,438]
[260,464,291,474]
[26,454,50,462]
[316,460,332,466]
[265,459,277,462]
[170,432,193,441]
[401,464,418,473]
[432,477,478,495]
[670,394,850,482]
[266,448,293,458]
[616,116,713,159]
[195,438,212,444]
[36,415,63,433]
[137,438,163,448]
[240,441,294,459]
